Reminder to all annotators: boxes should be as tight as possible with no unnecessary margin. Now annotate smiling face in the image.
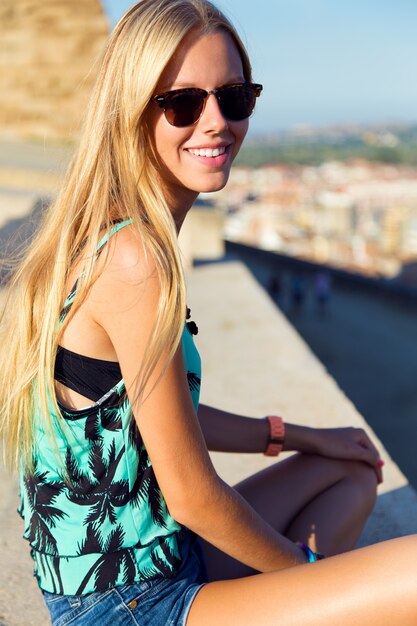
[147,29,250,222]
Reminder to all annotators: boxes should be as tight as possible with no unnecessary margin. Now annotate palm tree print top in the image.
[18,221,202,595]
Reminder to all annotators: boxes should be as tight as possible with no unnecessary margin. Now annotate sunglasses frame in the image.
[152,82,263,127]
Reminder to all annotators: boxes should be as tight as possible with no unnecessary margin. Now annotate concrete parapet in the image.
[186,262,417,546]
[179,205,226,269]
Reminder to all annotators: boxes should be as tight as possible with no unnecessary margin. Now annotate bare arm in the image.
[199,404,324,453]
[197,404,270,452]
[198,404,383,482]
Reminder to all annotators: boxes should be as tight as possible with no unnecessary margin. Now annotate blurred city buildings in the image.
[1,0,415,288]
[205,158,417,283]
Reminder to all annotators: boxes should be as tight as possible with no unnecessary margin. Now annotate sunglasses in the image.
[152,82,263,127]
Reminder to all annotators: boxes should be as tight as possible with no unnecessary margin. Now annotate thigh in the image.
[232,452,370,531]
[200,453,373,580]
[188,536,417,626]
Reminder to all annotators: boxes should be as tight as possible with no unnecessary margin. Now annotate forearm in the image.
[197,404,269,452]
[176,475,305,572]
[198,403,318,454]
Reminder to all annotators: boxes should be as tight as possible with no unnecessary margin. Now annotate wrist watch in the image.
[264,415,285,456]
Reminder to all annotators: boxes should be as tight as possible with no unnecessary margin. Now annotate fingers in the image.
[305,426,385,484]
[356,428,379,459]
[355,428,384,484]
[375,458,384,484]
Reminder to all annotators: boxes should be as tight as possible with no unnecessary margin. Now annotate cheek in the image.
[231,120,249,156]
[152,117,187,163]
[147,107,175,158]
[152,120,170,158]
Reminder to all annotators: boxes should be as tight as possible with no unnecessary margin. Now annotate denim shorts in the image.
[42,533,208,626]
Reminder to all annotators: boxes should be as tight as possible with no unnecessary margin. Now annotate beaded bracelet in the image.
[296,542,325,563]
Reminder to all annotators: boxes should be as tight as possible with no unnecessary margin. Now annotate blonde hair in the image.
[0,0,252,472]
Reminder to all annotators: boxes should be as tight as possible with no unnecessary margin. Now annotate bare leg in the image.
[202,453,377,580]
[187,536,417,626]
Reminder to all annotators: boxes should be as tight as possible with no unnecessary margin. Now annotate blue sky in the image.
[101,0,417,135]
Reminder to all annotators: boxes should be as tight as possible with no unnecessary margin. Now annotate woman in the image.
[0,1,416,624]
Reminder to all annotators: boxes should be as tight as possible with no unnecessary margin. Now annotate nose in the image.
[199,93,228,132]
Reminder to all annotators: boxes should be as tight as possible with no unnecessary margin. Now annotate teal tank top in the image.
[18,220,202,595]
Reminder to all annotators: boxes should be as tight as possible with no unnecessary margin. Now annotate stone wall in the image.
[0,0,109,142]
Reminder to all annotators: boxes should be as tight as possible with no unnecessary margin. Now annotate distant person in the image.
[1,1,416,625]
[267,272,282,303]
[290,274,306,315]
[314,270,332,318]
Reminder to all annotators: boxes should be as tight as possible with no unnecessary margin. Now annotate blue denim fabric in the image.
[42,533,208,626]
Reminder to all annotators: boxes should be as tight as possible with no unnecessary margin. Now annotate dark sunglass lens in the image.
[219,85,257,121]
[164,92,204,127]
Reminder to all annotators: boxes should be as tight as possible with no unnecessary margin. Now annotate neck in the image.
[166,188,199,234]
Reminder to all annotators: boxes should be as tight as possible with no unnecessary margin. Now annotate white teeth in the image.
[188,146,226,158]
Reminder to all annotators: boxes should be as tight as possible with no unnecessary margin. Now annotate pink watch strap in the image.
[264,415,285,456]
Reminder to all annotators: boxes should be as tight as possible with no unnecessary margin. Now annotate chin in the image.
[192,174,230,194]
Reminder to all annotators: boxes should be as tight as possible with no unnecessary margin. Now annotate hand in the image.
[309,427,384,484]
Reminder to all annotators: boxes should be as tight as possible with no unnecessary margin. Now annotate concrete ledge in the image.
[186,262,417,546]
[1,257,416,626]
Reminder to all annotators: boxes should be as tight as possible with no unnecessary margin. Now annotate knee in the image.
[343,459,378,513]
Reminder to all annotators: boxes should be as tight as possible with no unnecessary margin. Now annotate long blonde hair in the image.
[0,0,252,472]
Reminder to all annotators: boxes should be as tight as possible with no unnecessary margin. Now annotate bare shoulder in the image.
[101,223,157,282]
[89,223,160,319]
